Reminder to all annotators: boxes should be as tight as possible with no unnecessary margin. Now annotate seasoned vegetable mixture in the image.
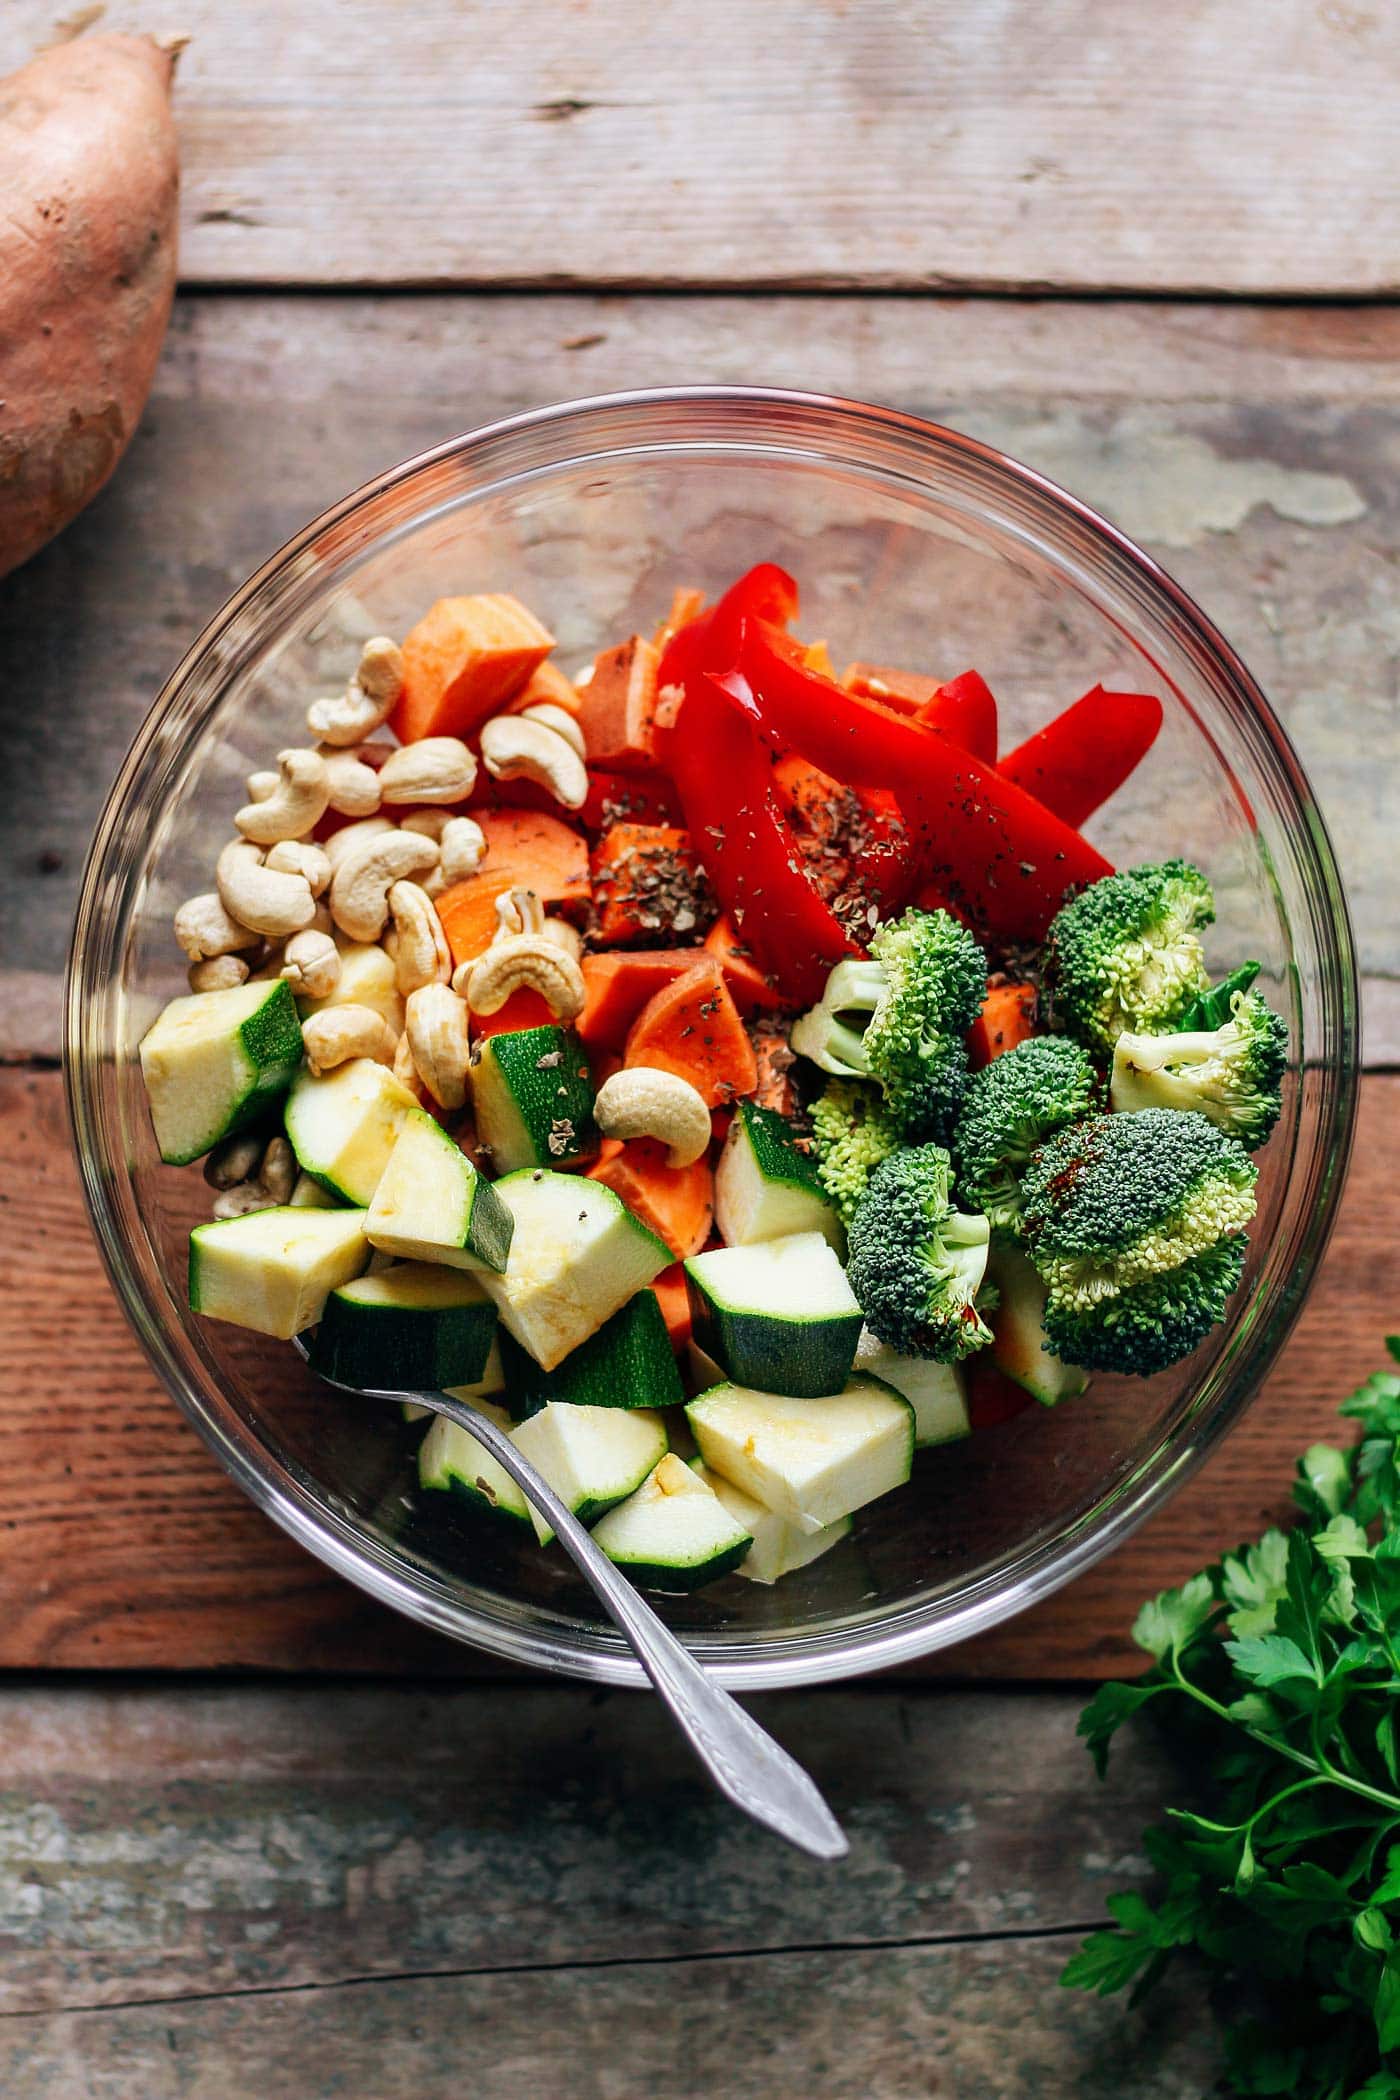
[139,564,1285,1590]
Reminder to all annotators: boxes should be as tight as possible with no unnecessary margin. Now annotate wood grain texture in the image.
[1,294,1396,1062]
[0,1939,1214,2099]
[2,1064,1394,1680]
[5,1,1400,295]
[0,1683,1217,2095]
[0,1683,1181,2015]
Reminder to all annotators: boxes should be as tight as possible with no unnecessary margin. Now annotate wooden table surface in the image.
[2,3,1398,2092]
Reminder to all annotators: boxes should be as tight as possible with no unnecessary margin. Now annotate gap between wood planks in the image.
[0,1922,1111,2025]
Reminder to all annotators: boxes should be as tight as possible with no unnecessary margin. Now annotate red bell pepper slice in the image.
[717,620,1112,944]
[658,562,799,699]
[999,684,1162,829]
[916,670,998,763]
[666,669,860,1008]
[839,663,998,759]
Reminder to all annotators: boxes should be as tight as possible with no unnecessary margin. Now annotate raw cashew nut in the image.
[173,891,261,962]
[210,1134,296,1219]
[204,1130,266,1190]
[479,714,588,811]
[323,815,394,871]
[301,1004,398,1074]
[594,1067,712,1168]
[280,928,342,1000]
[329,829,439,942]
[392,1028,429,1105]
[377,736,478,806]
[306,636,405,747]
[543,916,583,961]
[388,880,451,995]
[463,934,586,1023]
[519,702,586,760]
[188,954,251,993]
[234,748,330,845]
[404,983,471,1109]
[265,839,332,895]
[216,839,317,940]
[245,769,279,803]
[468,885,581,967]
[493,886,546,941]
[409,811,487,896]
[319,746,383,818]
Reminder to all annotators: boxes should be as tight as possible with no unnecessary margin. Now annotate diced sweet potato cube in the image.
[651,585,706,649]
[504,658,582,717]
[576,634,661,770]
[392,594,555,743]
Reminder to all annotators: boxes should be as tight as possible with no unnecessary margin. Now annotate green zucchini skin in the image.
[684,1235,864,1399]
[587,1453,753,1590]
[686,1297,863,1398]
[500,1289,684,1418]
[470,1026,598,1172]
[141,978,305,1165]
[365,1110,515,1272]
[715,1099,842,1248]
[312,1268,498,1392]
[599,1536,753,1592]
[417,1404,531,1526]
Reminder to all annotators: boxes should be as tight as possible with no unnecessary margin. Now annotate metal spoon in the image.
[292,1337,848,1861]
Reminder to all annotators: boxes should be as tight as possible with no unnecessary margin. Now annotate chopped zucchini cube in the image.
[987,1239,1089,1407]
[470,1025,597,1172]
[366,1111,513,1273]
[511,1401,668,1545]
[691,1460,851,1585]
[140,978,304,1165]
[284,1057,418,1206]
[188,1205,369,1339]
[405,1332,506,1423]
[313,1262,498,1391]
[714,1100,842,1249]
[479,1170,671,1371]
[686,1375,915,1532]
[500,1289,684,1417]
[684,1231,863,1398]
[299,939,405,1034]
[417,1400,530,1525]
[853,1329,971,1448]
[592,1454,753,1591]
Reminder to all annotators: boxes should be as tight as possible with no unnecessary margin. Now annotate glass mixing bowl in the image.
[65,388,1359,1688]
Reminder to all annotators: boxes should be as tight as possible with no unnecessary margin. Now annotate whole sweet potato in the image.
[0,34,180,579]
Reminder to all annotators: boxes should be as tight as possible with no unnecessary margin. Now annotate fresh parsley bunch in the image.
[1063,1338,1400,2099]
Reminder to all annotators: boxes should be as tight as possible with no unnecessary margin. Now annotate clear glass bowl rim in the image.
[64,384,1360,1689]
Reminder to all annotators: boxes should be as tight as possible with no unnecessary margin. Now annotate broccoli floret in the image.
[846,1143,993,1362]
[1041,1239,1248,1378]
[1109,989,1287,1150]
[1045,860,1215,1054]
[952,1037,1101,1235]
[1021,1108,1257,1375]
[809,1077,901,1226]
[789,907,988,1140]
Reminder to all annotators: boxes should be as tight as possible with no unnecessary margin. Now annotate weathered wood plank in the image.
[5,1,1400,296]
[0,1937,1215,2100]
[2,1065,1393,1679]
[1,294,1395,1062]
[0,1683,1178,2016]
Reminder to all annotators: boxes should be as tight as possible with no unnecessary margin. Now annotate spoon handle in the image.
[424,1388,848,1862]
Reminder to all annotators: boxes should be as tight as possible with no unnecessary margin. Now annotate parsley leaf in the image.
[1062,1336,1400,2097]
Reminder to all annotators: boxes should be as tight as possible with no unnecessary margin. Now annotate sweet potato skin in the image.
[0,34,180,579]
